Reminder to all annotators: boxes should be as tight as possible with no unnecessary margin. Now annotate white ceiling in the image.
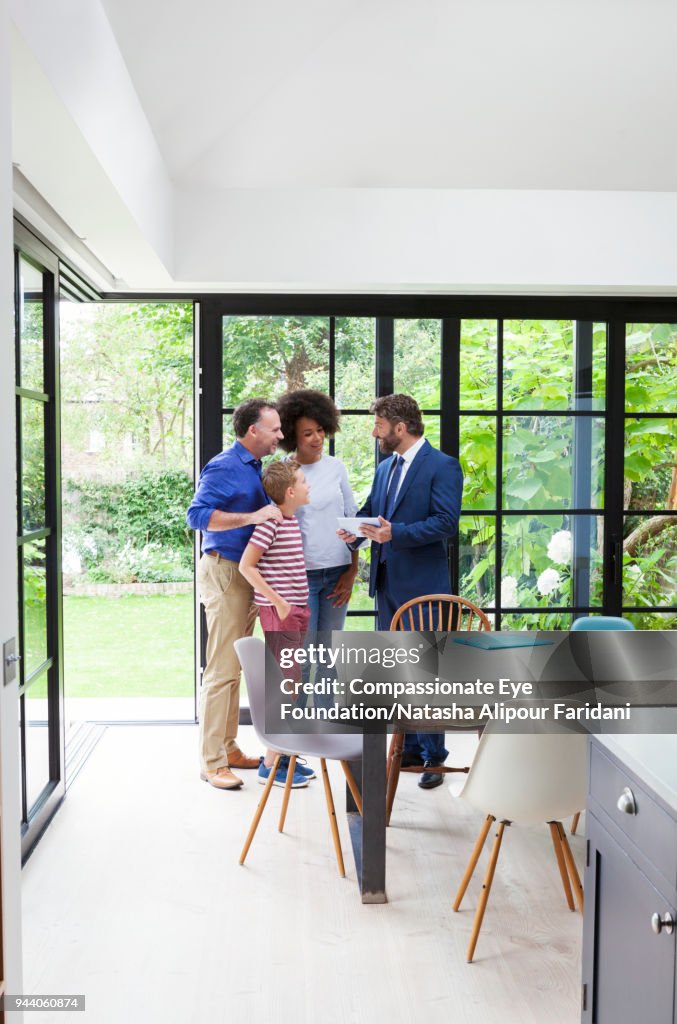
[101,0,677,191]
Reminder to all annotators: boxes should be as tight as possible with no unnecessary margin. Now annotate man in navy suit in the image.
[339,394,463,789]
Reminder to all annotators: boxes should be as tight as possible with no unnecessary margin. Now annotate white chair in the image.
[234,636,363,876]
[452,722,587,962]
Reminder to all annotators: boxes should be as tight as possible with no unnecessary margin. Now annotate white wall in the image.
[0,0,24,1014]
[10,0,173,270]
[9,1,677,294]
[175,186,677,293]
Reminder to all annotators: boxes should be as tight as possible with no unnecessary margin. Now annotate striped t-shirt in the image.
[248,516,309,607]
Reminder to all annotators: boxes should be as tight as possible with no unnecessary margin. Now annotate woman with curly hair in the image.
[277,389,359,634]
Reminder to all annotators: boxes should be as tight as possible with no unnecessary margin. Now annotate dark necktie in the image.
[379,455,404,563]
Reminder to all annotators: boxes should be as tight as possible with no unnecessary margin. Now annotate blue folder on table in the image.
[453,634,554,651]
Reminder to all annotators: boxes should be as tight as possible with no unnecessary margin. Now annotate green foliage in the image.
[60,302,193,471]
[64,471,194,583]
[625,324,677,415]
[23,543,46,606]
[223,316,330,406]
[61,307,674,626]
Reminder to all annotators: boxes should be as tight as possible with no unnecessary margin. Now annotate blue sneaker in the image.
[280,755,316,780]
[258,759,309,788]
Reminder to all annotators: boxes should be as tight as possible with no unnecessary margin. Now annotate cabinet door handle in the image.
[617,787,637,815]
[651,912,675,936]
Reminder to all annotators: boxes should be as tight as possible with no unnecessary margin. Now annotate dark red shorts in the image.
[259,604,311,686]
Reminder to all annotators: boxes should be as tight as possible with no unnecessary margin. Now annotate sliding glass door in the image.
[14,223,65,860]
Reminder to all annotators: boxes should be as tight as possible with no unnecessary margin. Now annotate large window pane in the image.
[332,413,374,507]
[626,324,677,413]
[460,416,496,510]
[21,398,46,532]
[624,418,677,510]
[460,320,497,410]
[222,316,329,407]
[394,319,441,408]
[22,538,48,678]
[459,515,496,607]
[335,317,375,409]
[503,320,575,410]
[623,514,677,608]
[19,257,44,392]
[503,416,604,510]
[501,515,604,609]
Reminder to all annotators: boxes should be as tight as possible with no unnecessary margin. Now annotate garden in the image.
[32,304,675,702]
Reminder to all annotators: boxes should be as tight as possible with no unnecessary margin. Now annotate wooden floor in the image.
[22,725,583,1024]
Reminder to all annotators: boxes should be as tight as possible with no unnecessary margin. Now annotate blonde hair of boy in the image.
[262,460,300,505]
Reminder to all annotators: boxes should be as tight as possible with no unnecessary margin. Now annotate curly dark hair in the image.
[276,389,341,453]
[370,394,424,437]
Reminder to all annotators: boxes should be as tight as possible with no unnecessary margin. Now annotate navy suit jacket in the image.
[357,439,463,608]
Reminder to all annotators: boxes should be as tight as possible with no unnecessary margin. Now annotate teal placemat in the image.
[453,634,554,650]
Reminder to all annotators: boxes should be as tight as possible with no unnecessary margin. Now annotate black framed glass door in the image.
[14,222,65,860]
[197,296,676,646]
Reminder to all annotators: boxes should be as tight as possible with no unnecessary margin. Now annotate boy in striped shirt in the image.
[239,460,314,788]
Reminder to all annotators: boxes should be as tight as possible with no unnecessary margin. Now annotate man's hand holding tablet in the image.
[337,516,380,544]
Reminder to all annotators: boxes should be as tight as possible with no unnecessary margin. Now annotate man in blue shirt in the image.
[187,398,283,789]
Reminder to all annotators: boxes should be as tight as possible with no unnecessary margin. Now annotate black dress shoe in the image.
[400,751,424,768]
[418,761,445,789]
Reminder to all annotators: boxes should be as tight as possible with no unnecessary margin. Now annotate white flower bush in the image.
[501,575,518,607]
[546,529,572,565]
[537,568,561,596]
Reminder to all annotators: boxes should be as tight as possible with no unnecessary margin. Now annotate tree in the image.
[60,302,193,471]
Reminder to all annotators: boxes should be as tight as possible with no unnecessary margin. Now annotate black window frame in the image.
[191,295,676,635]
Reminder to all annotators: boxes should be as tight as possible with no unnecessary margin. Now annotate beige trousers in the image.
[197,553,258,772]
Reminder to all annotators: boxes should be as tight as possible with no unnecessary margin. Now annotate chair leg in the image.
[278,755,297,833]
[453,815,495,911]
[340,760,363,816]
[385,731,404,826]
[466,820,506,963]
[557,822,584,912]
[239,754,281,866]
[386,731,397,778]
[320,758,345,877]
[548,821,575,911]
[571,811,581,835]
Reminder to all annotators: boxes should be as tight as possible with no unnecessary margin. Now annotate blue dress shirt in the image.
[186,441,269,561]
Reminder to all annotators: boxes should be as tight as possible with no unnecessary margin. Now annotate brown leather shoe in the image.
[227,748,261,770]
[200,766,243,790]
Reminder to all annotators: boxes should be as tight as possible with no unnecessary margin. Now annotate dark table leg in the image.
[347,730,387,903]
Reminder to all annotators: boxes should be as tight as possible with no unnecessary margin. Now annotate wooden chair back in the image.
[389,594,492,633]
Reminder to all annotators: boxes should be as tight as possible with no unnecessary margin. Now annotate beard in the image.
[378,428,400,455]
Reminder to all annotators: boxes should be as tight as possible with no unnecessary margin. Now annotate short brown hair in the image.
[262,460,300,505]
[232,398,276,439]
[370,394,424,437]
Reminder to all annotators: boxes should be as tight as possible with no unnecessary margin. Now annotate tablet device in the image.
[337,516,381,536]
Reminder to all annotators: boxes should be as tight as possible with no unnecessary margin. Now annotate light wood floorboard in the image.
[22,726,583,1024]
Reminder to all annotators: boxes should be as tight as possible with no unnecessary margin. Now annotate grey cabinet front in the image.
[583,812,677,1023]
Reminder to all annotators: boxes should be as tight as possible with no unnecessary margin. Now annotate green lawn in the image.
[61,592,378,699]
[63,594,194,698]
